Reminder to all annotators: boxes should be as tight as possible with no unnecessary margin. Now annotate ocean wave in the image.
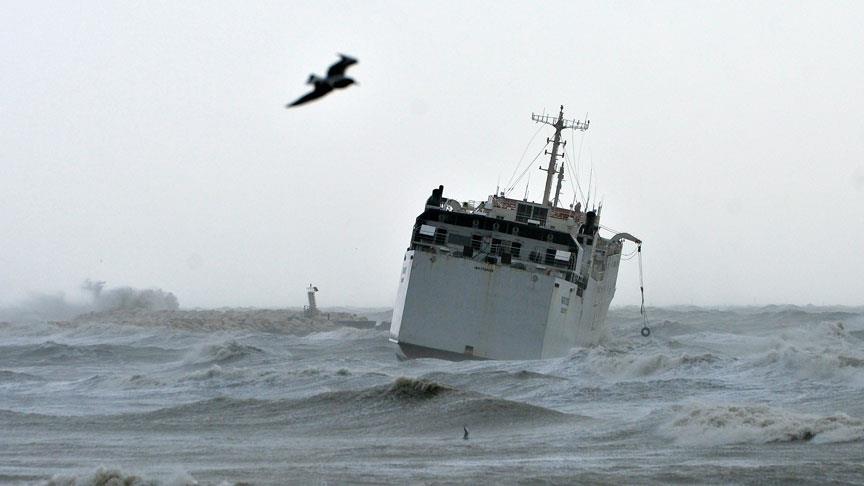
[0,341,178,365]
[415,369,567,399]
[186,340,265,365]
[755,309,862,326]
[751,345,864,381]
[207,341,263,363]
[569,346,721,378]
[125,374,165,388]
[663,404,864,445]
[743,321,864,382]
[45,465,200,486]
[386,377,454,399]
[0,369,45,382]
[838,355,864,368]
[115,377,575,435]
[179,364,256,385]
[301,326,373,341]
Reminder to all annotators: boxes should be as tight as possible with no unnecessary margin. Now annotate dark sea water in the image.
[1,306,863,485]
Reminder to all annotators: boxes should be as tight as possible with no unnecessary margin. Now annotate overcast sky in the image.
[2,1,863,308]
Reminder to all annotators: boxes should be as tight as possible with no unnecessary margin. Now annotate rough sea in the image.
[1,306,863,485]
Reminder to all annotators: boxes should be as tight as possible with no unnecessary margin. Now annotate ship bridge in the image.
[409,189,592,287]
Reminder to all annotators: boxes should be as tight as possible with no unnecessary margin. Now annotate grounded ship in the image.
[390,106,642,360]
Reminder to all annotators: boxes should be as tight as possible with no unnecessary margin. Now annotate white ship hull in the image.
[390,106,639,361]
[390,247,622,360]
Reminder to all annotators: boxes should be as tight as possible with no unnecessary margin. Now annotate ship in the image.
[389,106,643,360]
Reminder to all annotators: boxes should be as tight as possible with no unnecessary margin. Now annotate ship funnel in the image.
[426,185,445,207]
[581,211,598,235]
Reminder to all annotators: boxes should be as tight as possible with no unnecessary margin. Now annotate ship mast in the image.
[531,106,589,206]
[553,165,565,207]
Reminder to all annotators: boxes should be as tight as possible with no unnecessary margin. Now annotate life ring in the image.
[641,327,651,337]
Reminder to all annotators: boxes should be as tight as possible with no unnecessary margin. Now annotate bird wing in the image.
[327,54,358,78]
[287,83,333,108]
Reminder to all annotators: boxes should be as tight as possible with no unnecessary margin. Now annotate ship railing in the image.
[410,238,586,284]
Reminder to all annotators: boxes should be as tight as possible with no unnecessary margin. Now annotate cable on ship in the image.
[638,244,651,337]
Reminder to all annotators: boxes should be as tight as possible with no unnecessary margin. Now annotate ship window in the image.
[416,224,436,242]
[544,248,556,265]
[491,238,501,255]
[434,228,448,245]
[471,234,482,250]
[511,242,521,258]
[448,233,471,247]
[516,203,532,223]
[533,207,548,225]
[516,203,548,225]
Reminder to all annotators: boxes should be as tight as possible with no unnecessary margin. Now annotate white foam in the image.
[663,403,864,446]
[572,345,720,379]
[45,465,200,486]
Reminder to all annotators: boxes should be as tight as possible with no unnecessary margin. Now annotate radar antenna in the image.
[531,105,589,206]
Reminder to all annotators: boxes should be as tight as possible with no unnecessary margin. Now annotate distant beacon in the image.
[304,284,319,317]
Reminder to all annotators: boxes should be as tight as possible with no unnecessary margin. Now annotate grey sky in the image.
[2,1,862,308]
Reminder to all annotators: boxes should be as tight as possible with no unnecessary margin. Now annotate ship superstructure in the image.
[389,106,641,360]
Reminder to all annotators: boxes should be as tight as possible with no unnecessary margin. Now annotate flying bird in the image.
[463,425,469,440]
[286,54,358,108]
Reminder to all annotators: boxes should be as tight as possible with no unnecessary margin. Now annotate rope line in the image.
[638,245,651,337]
[563,150,584,204]
[505,142,549,195]
[504,124,546,190]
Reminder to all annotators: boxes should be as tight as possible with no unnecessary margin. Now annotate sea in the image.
[1,306,863,485]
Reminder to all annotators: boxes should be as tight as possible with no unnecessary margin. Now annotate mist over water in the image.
[1,305,862,484]
[0,280,179,323]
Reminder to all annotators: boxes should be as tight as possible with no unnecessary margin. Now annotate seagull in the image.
[463,425,469,440]
[286,54,358,108]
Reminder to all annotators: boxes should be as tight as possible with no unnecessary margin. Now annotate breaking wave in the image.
[186,340,265,365]
[663,404,864,445]
[45,465,199,486]
[568,346,721,379]
[204,341,264,363]
[743,321,864,382]
[387,377,453,398]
